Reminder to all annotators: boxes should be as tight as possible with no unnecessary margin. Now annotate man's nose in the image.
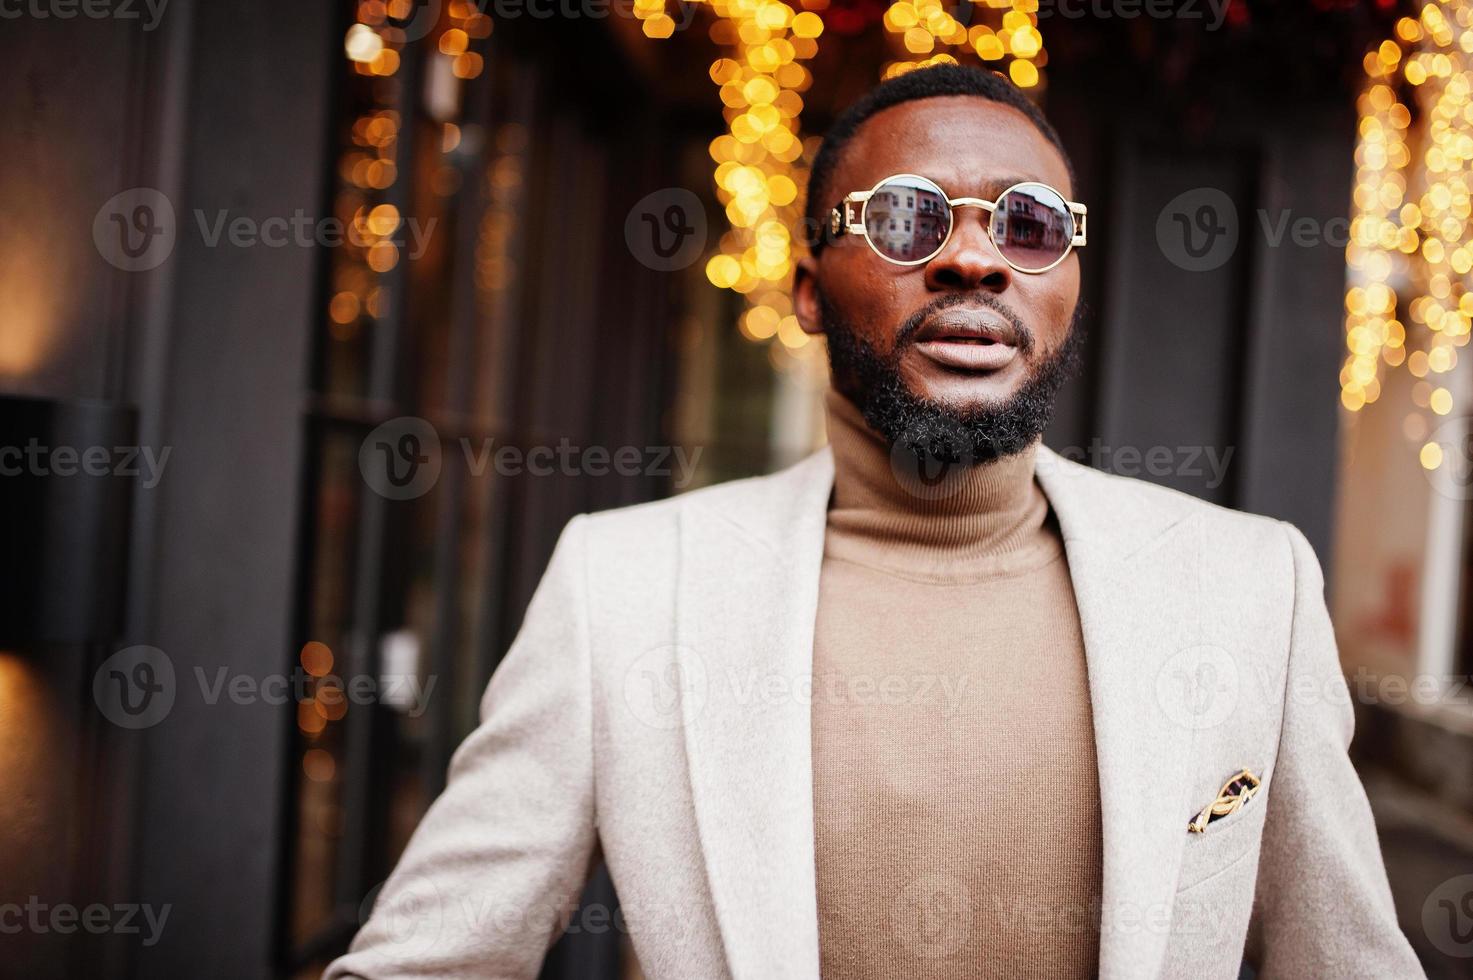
[924,207,1012,293]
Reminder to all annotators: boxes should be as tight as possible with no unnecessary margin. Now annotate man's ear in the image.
[793,256,824,336]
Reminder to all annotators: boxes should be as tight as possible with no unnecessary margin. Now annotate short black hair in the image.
[805,64,1075,255]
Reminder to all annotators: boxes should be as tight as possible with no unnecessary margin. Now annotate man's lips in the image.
[910,308,1021,372]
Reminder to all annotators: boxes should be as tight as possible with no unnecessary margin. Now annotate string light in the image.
[639,0,824,364]
[881,0,1046,87]
[1345,1,1473,476]
[706,0,822,364]
[330,1,491,351]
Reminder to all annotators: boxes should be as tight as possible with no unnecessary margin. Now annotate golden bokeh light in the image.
[303,748,337,782]
[344,23,383,63]
[1344,0,1473,443]
[300,641,334,677]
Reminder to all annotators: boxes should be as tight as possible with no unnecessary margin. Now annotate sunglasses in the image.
[828,173,1088,274]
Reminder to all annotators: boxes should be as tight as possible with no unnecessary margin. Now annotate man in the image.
[327,65,1422,979]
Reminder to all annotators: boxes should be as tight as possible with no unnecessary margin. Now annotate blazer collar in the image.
[676,444,1203,979]
[676,450,833,980]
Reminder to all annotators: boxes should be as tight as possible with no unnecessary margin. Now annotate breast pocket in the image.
[1176,782,1269,893]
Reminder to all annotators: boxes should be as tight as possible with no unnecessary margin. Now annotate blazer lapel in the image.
[675,450,834,980]
[672,443,1204,979]
[1035,446,1206,979]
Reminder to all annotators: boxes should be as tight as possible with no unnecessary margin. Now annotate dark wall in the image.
[0,2,335,977]
[0,0,142,400]
[1,7,168,978]
[1044,56,1354,565]
[127,4,336,978]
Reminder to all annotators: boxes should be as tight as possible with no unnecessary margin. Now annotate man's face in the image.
[795,95,1083,459]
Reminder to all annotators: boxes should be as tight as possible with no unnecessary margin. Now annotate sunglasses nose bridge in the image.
[947,198,993,211]
[939,201,1002,255]
[945,199,996,237]
[925,204,1014,287]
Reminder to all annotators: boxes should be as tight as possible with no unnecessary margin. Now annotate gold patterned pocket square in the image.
[1188,768,1262,834]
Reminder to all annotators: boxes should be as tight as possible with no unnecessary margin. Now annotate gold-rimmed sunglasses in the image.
[828,173,1088,274]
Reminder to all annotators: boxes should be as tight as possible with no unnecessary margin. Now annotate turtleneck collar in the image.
[822,387,1061,581]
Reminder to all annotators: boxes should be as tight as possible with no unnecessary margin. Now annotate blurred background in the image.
[3,0,1473,976]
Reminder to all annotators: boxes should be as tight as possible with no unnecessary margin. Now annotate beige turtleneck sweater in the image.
[812,389,1102,979]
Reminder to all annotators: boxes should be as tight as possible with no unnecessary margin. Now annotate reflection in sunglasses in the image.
[832,173,1087,273]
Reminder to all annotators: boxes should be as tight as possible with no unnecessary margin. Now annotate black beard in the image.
[821,290,1084,468]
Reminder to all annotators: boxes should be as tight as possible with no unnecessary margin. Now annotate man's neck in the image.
[823,387,1052,573]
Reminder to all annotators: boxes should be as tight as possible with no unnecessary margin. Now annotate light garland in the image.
[1344,1,1473,476]
[881,0,1045,87]
[704,0,825,366]
[641,0,827,368]
[331,0,492,352]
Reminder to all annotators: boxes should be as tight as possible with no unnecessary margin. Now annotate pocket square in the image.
[1188,768,1262,834]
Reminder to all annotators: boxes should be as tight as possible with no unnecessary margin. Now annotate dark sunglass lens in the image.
[863,177,951,263]
[992,183,1074,272]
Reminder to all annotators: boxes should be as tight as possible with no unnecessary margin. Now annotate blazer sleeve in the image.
[1246,522,1424,978]
[324,515,598,979]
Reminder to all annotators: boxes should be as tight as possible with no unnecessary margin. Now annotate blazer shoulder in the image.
[1038,446,1293,555]
[577,447,833,546]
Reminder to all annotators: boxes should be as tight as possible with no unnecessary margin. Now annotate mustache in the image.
[894,293,1033,355]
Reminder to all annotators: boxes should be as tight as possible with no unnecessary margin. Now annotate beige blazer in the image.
[326,445,1424,980]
